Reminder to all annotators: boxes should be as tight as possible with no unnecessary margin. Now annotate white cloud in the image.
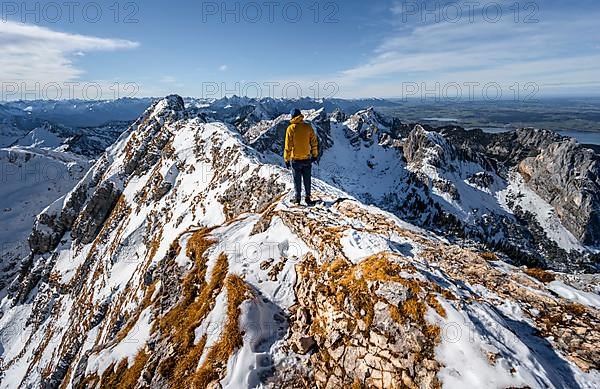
[290,3,600,97]
[219,64,228,72]
[0,21,139,91]
[160,76,177,84]
[340,18,577,82]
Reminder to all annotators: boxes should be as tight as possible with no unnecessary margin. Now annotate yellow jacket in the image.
[284,115,319,162]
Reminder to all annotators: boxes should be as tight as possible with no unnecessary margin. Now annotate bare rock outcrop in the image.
[518,139,600,245]
[71,182,122,244]
[289,253,443,389]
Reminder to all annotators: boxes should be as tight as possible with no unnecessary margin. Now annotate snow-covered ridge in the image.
[0,96,598,388]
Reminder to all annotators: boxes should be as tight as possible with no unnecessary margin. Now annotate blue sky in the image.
[1,0,599,99]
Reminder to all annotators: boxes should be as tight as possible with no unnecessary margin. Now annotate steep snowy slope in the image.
[401,126,592,267]
[0,146,91,291]
[0,119,133,291]
[0,104,40,147]
[0,96,598,389]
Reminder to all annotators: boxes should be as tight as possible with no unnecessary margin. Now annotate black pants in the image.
[291,159,312,199]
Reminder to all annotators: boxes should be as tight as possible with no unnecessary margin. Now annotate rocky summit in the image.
[0,96,599,388]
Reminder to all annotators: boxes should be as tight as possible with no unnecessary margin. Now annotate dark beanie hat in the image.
[290,108,302,118]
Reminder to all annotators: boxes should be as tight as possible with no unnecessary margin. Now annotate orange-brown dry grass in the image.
[524,267,556,283]
[351,378,368,389]
[159,230,215,344]
[319,257,376,329]
[156,228,236,387]
[73,373,99,389]
[309,253,448,331]
[146,227,253,388]
[296,253,444,387]
[359,254,415,283]
[565,303,587,316]
[193,275,251,387]
[480,252,499,262]
[147,226,164,263]
[426,293,447,318]
[98,351,150,389]
[361,254,447,319]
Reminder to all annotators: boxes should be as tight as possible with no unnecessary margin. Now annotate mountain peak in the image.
[150,94,185,117]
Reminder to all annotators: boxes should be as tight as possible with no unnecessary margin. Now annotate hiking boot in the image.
[305,196,316,206]
[291,197,301,205]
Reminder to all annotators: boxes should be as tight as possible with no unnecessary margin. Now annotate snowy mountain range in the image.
[0,95,599,388]
[228,103,600,272]
[0,99,152,292]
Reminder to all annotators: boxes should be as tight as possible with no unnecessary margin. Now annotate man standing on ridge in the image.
[284,108,319,206]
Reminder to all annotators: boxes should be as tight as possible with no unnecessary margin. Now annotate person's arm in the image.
[309,126,319,159]
[284,126,293,162]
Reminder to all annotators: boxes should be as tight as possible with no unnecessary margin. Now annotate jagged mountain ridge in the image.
[189,96,401,134]
[243,105,599,272]
[0,96,599,388]
[0,97,393,293]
